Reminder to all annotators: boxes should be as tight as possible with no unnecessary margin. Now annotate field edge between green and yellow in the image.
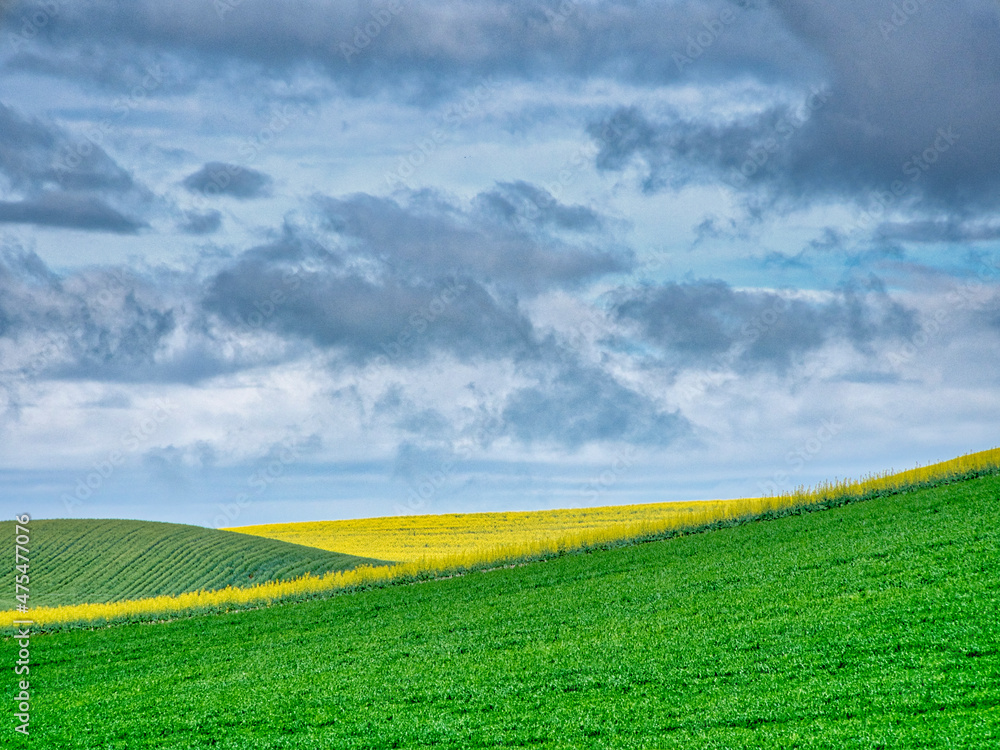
[3,446,998,632]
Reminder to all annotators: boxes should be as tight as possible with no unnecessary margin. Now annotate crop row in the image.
[0,519,377,609]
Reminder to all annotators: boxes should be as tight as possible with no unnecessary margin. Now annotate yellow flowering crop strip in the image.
[4,446,998,632]
[225,500,735,563]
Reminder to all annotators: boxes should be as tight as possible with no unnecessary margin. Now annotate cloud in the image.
[586,1,1000,217]
[313,187,629,291]
[0,101,151,233]
[0,102,60,191]
[182,162,273,200]
[612,278,918,371]
[501,359,689,448]
[475,181,603,232]
[0,102,137,194]
[0,247,273,386]
[3,0,807,98]
[178,209,223,235]
[0,248,179,381]
[875,220,1000,244]
[0,192,145,233]
[203,249,539,365]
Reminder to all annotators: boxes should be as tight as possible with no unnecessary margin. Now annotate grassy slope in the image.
[0,518,385,608]
[10,474,1000,748]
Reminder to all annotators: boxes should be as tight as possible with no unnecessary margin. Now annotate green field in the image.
[0,518,383,608]
[7,474,1000,748]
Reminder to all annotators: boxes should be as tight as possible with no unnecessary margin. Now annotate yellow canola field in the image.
[224,500,735,563]
[4,446,998,630]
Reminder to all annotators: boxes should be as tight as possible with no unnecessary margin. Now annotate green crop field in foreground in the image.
[7,475,1000,748]
[0,518,384,608]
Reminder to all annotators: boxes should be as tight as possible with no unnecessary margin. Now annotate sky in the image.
[1,0,999,528]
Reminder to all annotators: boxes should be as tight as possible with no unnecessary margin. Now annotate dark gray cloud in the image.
[0,102,136,195]
[612,278,918,371]
[588,1,1000,216]
[0,192,144,233]
[0,246,298,386]
[0,101,150,232]
[2,1,807,98]
[502,360,689,448]
[475,181,602,232]
[182,162,273,200]
[203,251,539,365]
[191,200,661,451]
[178,208,222,235]
[314,187,629,291]
[0,102,60,191]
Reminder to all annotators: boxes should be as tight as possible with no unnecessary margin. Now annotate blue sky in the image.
[1,0,999,527]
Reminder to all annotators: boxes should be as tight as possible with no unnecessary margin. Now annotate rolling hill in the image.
[11,470,1000,747]
[0,518,385,608]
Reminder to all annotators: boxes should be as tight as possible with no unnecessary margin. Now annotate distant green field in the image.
[7,473,1000,747]
[0,518,384,608]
